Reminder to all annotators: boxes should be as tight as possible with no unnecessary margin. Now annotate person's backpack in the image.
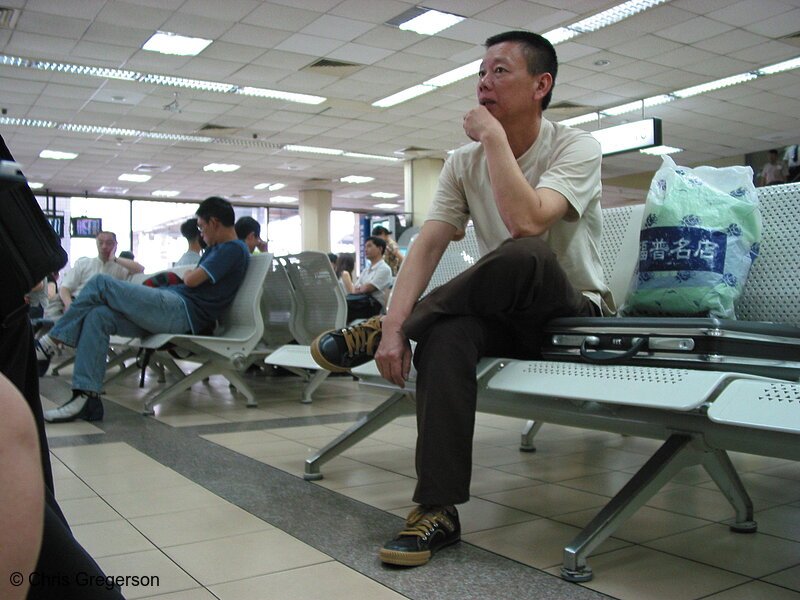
[0,136,68,320]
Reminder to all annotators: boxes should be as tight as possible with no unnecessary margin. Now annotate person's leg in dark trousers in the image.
[403,237,596,505]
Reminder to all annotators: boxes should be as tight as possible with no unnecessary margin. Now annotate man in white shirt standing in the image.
[340,236,392,321]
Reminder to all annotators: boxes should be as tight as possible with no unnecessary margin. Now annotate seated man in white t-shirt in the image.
[340,236,393,321]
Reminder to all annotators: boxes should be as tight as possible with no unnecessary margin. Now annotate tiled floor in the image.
[40,363,800,600]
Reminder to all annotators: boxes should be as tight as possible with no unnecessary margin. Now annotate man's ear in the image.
[532,72,553,104]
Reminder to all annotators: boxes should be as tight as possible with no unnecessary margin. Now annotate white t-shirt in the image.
[426,117,613,314]
[60,256,132,297]
[354,259,393,307]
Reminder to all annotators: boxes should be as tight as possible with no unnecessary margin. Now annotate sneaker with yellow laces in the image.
[380,505,460,566]
[310,316,382,372]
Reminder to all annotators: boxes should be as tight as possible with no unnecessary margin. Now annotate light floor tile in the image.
[561,448,650,470]
[757,461,800,481]
[59,496,122,526]
[479,483,610,517]
[44,420,105,437]
[703,581,800,600]
[470,444,542,468]
[77,466,194,496]
[557,470,682,498]
[646,485,774,522]
[95,549,200,599]
[201,429,286,447]
[313,462,412,490]
[567,546,749,600]
[468,465,541,496]
[495,455,610,483]
[71,519,156,558]
[765,565,800,592]
[755,504,800,542]
[645,523,800,578]
[129,504,273,547]
[155,413,229,427]
[335,477,418,511]
[101,483,231,518]
[463,518,628,569]
[557,505,711,544]
[162,529,330,586]
[51,452,165,478]
[697,472,800,504]
[53,475,96,501]
[268,423,353,442]
[140,588,219,600]
[210,560,409,600]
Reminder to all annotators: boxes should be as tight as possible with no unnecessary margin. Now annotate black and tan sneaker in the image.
[380,505,460,566]
[310,316,382,372]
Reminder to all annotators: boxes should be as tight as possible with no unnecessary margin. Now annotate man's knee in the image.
[494,236,553,261]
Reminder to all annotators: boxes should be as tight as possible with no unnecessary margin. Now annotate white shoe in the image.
[44,392,104,423]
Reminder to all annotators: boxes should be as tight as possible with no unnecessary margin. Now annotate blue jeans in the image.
[50,274,191,394]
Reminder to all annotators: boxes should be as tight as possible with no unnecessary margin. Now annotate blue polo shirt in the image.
[168,239,249,333]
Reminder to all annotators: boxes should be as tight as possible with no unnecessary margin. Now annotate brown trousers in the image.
[402,236,597,505]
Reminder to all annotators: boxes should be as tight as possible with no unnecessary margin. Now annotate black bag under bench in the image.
[541,316,800,381]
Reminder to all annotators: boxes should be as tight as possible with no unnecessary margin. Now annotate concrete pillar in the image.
[404,157,444,226]
[299,189,332,252]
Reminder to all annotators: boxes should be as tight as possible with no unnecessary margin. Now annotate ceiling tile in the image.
[300,15,375,42]
[609,34,683,60]
[693,29,770,54]
[655,16,735,44]
[219,24,292,50]
[242,2,322,31]
[707,0,794,27]
[326,43,394,65]
[743,8,800,38]
[95,1,171,29]
[274,33,345,56]
[178,0,261,21]
[15,10,91,39]
[330,0,410,24]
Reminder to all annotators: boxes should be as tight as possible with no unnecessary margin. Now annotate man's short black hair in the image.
[180,218,201,242]
[365,235,387,254]
[196,196,235,227]
[371,225,391,236]
[235,216,261,240]
[118,250,134,260]
[485,30,558,110]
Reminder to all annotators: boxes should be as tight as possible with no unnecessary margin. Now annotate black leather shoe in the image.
[44,392,104,423]
[380,505,460,566]
[310,316,382,372]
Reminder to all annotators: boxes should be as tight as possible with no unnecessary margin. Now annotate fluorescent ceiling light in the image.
[640,145,682,155]
[561,113,599,127]
[151,190,180,197]
[542,27,580,45]
[203,163,240,172]
[142,31,212,56]
[342,152,401,162]
[673,73,758,98]
[270,196,297,203]
[118,173,151,182]
[283,144,344,156]
[371,192,399,199]
[268,183,286,191]
[0,54,325,106]
[398,9,464,35]
[236,87,325,105]
[590,118,662,156]
[340,175,374,184]
[254,183,270,190]
[758,56,800,75]
[373,84,435,108]
[39,149,78,160]
[28,182,44,189]
[373,203,400,209]
[423,59,481,87]
[0,117,56,128]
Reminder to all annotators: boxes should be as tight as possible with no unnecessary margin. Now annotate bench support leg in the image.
[143,361,219,414]
[304,391,415,481]
[520,420,542,452]
[701,450,757,533]
[561,434,699,583]
[301,369,330,404]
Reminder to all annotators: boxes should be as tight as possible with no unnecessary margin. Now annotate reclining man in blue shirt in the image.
[44,196,250,423]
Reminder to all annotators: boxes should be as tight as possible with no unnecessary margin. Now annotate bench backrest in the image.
[213,252,271,343]
[281,251,347,344]
[261,258,296,347]
[422,227,481,297]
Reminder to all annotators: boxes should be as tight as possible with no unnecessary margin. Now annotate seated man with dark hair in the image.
[175,217,206,266]
[235,216,267,253]
[43,196,250,423]
[340,236,393,321]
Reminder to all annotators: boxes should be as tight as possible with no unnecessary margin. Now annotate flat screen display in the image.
[70,217,102,238]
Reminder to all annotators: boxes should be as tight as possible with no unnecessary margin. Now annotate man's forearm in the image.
[59,286,73,310]
[113,255,145,274]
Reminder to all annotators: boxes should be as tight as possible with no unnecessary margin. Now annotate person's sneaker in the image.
[43,391,104,423]
[310,316,382,372]
[380,505,460,566]
[34,339,52,377]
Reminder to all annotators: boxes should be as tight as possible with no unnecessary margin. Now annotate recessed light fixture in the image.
[371,192,399,199]
[398,9,464,35]
[373,203,400,209]
[594,59,611,67]
[284,144,344,156]
[142,31,212,56]
[28,182,44,189]
[340,175,374,184]
[268,183,285,191]
[203,163,240,172]
[39,149,78,160]
[254,183,270,190]
[673,73,758,98]
[270,196,297,203]
[151,190,180,197]
[118,173,151,182]
[640,145,682,155]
